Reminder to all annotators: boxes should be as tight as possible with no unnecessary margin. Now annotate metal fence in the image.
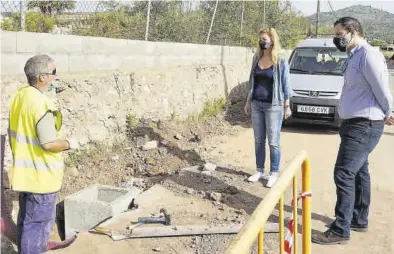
[0,1,310,48]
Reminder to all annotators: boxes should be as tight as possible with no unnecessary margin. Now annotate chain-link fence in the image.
[0,1,311,48]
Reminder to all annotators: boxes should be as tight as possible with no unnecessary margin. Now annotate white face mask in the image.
[47,80,58,92]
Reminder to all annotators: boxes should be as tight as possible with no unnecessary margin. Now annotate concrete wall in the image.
[1,31,252,74]
[1,31,253,146]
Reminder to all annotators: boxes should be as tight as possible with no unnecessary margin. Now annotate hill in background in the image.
[308,5,394,43]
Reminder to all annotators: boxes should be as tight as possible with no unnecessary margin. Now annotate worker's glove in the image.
[67,138,80,150]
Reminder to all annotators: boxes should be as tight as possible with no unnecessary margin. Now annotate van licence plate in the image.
[297,105,330,114]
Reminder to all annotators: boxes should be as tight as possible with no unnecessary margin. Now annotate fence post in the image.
[145,0,151,41]
[20,0,26,31]
[239,0,244,45]
[206,0,218,44]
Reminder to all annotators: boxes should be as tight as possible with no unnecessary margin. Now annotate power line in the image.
[327,0,338,19]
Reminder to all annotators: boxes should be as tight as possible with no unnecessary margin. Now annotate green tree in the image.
[0,12,55,32]
[27,0,76,15]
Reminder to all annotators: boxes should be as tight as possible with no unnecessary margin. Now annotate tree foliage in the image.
[27,0,76,15]
[0,12,55,32]
[2,1,311,49]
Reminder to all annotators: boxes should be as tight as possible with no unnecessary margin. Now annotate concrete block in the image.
[64,184,140,238]
[0,53,69,74]
[1,31,17,53]
[82,36,129,55]
[68,54,122,72]
[16,32,83,53]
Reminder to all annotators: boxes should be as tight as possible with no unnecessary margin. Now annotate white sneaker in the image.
[266,173,279,188]
[247,172,264,182]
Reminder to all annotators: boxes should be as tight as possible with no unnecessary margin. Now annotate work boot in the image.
[311,229,349,245]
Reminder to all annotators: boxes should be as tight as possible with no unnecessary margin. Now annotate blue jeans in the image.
[251,101,283,173]
[17,192,57,254]
[330,119,384,238]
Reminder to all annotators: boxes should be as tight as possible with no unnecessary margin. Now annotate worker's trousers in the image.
[17,192,57,254]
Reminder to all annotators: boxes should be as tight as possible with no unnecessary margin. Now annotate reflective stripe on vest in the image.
[13,159,64,171]
[8,129,41,147]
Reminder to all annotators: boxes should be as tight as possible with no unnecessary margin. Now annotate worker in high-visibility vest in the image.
[8,55,79,254]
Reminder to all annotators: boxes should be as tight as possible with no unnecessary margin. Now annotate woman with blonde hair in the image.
[244,27,292,188]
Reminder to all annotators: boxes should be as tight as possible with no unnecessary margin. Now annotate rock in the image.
[123,147,132,151]
[68,167,79,177]
[86,172,93,179]
[142,141,158,150]
[145,157,155,165]
[213,201,221,206]
[201,171,212,176]
[160,140,169,146]
[111,155,119,161]
[77,165,82,170]
[237,209,246,215]
[174,134,183,140]
[203,178,211,183]
[224,186,238,195]
[198,190,206,197]
[204,163,217,171]
[152,247,161,252]
[119,180,134,189]
[158,147,167,156]
[186,188,194,194]
[210,192,222,202]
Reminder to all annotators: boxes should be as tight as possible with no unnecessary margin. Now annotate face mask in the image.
[259,39,271,50]
[333,33,351,52]
[47,80,58,92]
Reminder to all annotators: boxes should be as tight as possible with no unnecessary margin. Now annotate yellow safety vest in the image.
[8,84,64,193]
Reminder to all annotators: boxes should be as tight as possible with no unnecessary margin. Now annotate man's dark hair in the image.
[333,17,364,37]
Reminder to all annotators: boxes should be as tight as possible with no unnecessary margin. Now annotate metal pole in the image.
[316,0,321,37]
[20,0,26,31]
[145,0,151,41]
[206,0,218,44]
[240,0,245,45]
[302,158,312,254]
[263,0,266,27]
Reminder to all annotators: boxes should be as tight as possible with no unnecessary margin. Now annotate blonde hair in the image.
[256,28,282,64]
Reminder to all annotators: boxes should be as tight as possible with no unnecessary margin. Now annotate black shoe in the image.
[312,229,350,245]
[350,223,368,232]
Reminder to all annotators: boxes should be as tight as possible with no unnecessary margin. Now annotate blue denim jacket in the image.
[247,54,292,106]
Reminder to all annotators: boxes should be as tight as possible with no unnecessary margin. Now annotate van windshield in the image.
[289,47,348,76]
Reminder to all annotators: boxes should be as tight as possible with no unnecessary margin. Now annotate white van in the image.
[286,38,348,127]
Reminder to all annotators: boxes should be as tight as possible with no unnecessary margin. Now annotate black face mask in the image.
[259,40,271,50]
[333,34,350,52]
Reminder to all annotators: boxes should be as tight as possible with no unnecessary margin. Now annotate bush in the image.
[0,12,55,33]
[75,10,146,40]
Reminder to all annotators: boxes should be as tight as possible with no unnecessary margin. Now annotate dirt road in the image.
[208,73,394,253]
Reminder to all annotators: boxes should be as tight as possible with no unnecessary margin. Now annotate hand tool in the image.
[137,208,171,225]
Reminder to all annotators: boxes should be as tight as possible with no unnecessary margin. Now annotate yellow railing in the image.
[226,150,311,254]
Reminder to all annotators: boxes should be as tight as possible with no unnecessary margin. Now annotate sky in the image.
[291,0,394,15]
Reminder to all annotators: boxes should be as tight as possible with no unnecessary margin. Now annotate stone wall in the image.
[1,31,253,146]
